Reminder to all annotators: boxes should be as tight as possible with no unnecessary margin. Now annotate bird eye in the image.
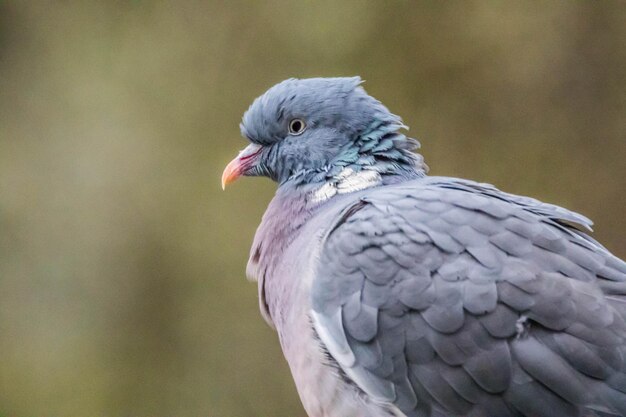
[288,119,306,135]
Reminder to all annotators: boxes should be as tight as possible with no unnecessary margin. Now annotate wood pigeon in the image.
[222,77,626,417]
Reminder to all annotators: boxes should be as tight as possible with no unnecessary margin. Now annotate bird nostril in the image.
[238,143,263,160]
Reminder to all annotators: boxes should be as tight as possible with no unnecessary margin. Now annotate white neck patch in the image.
[310,168,381,204]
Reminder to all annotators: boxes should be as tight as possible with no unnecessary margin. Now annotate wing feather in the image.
[310,178,626,417]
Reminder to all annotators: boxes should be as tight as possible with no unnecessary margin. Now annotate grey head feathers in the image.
[238,77,426,187]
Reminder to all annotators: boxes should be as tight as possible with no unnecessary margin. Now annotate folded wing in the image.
[311,178,626,417]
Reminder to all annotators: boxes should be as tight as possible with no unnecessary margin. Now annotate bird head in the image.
[222,77,425,190]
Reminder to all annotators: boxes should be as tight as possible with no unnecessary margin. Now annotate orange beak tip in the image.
[221,144,262,190]
[221,163,240,190]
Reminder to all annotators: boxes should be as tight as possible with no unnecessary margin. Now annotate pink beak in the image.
[221,144,263,189]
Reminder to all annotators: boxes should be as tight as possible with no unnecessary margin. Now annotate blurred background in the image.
[0,1,624,416]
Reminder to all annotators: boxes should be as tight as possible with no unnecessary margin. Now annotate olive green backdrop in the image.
[0,2,624,416]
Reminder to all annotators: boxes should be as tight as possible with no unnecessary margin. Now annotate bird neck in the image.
[287,118,427,203]
[246,182,324,307]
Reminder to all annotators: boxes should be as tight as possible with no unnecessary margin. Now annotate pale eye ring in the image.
[288,118,306,135]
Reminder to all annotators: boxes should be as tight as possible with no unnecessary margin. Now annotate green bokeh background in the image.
[0,2,624,416]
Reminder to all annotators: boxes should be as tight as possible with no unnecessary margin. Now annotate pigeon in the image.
[222,77,626,417]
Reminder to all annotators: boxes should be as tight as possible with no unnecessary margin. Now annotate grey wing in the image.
[310,182,626,417]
